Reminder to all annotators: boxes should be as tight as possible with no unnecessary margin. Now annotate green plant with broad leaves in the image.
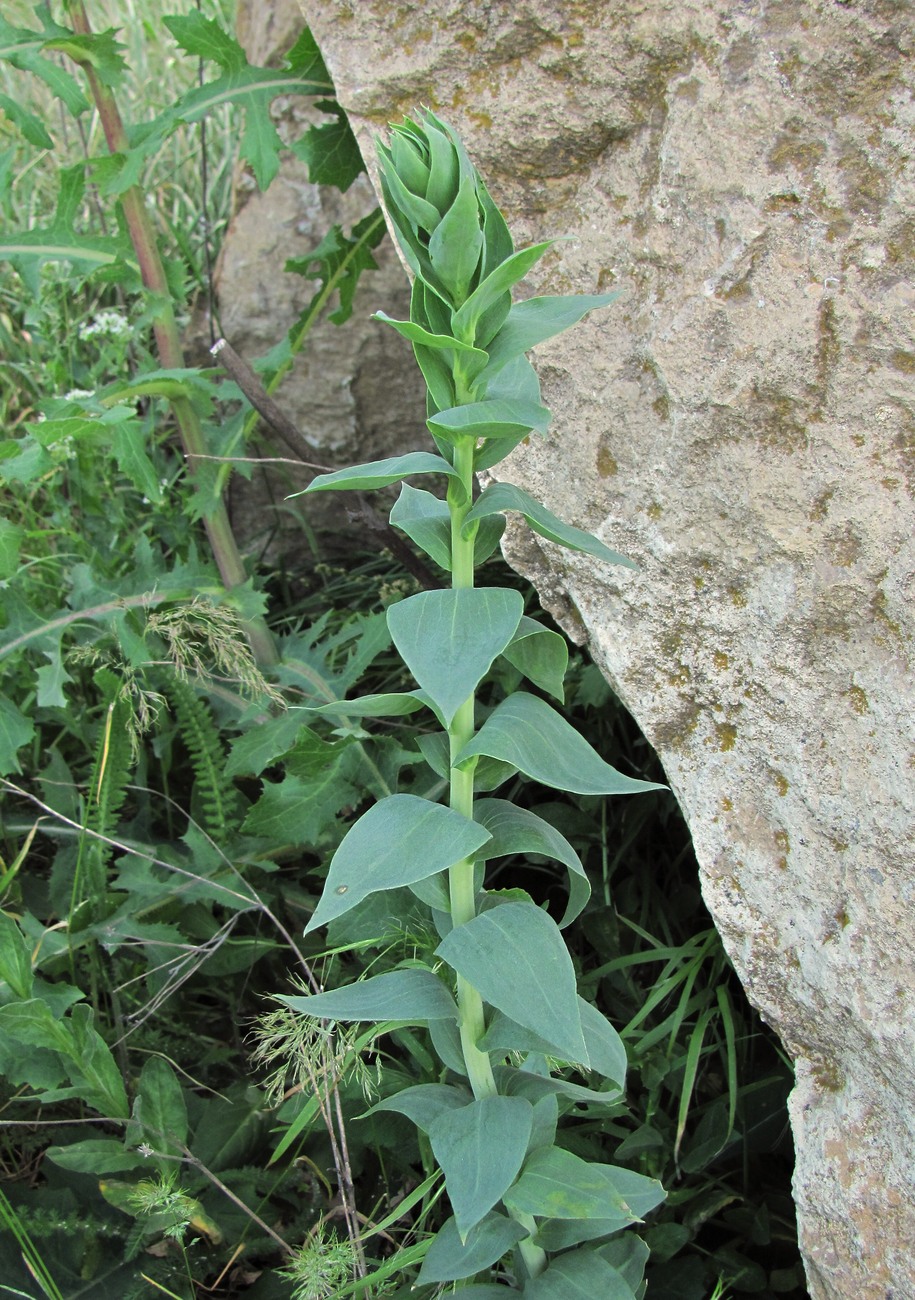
[280,110,668,1295]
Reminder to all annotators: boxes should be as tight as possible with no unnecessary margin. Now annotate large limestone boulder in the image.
[295,1,915,1296]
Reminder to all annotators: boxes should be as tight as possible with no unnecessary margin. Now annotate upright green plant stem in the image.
[64,1,277,668]
[446,435,548,1278]
[447,437,496,1101]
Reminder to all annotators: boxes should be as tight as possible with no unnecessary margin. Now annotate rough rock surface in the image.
[293,2,915,1295]
[215,0,425,560]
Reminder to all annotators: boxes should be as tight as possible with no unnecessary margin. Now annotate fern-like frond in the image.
[165,674,243,841]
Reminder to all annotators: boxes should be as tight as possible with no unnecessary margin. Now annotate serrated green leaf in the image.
[428,398,550,444]
[164,12,245,71]
[0,518,24,580]
[110,421,162,502]
[0,696,35,776]
[0,93,52,147]
[225,710,304,777]
[501,616,568,702]
[464,481,635,567]
[370,1082,471,1133]
[45,28,126,87]
[292,100,365,191]
[475,798,589,928]
[281,969,458,1023]
[418,1211,527,1284]
[436,901,586,1063]
[35,648,73,708]
[457,693,665,797]
[0,11,89,118]
[242,766,357,849]
[141,46,333,193]
[305,794,491,932]
[428,1096,533,1237]
[0,163,135,295]
[297,451,457,495]
[387,588,523,726]
[66,1003,130,1119]
[0,911,33,999]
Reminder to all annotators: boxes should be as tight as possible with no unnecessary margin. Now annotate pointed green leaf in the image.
[390,484,452,570]
[429,1096,533,1237]
[418,1211,527,1284]
[370,1083,471,1133]
[502,616,568,702]
[66,1004,130,1119]
[578,999,628,1087]
[457,693,665,797]
[417,732,517,793]
[390,483,503,570]
[485,292,621,375]
[429,171,484,302]
[480,997,626,1085]
[436,901,586,1063]
[504,1146,664,1225]
[45,1139,143,1175]
[280,969,458,1023]
[305,795,491,932]
[475,798,589,927]
[134,1057,188,1159]
[308,691,429,719]
[374,311,486,359]
[523,1250,639,1300]
[296,451,456,495]
[428,398,550,444]
[495,1064,623,1107]
[452,241,553,344]
[387,589,523,726]
[464,482,635,567]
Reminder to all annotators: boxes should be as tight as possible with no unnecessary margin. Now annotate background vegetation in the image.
[0,3,806,1296]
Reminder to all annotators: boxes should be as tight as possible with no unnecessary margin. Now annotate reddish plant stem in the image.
[64,1,277,667]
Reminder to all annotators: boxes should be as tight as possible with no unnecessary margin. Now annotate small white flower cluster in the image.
[63,388,94,403]
[78,309,131,341]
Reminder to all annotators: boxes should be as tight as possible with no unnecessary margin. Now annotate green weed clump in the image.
[0,6,805,1299]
